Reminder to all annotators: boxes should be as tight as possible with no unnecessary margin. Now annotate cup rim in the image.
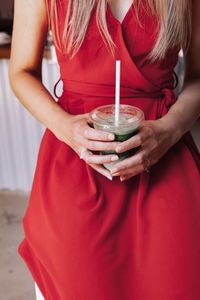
[88,104,145,129]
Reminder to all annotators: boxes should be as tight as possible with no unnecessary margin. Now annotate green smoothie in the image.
[88,104,144,170]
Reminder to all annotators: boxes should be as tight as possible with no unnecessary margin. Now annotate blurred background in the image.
[0,1,200,300]
[0,2,61,299]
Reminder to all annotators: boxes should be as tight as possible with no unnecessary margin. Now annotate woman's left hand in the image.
[110,118,181,181]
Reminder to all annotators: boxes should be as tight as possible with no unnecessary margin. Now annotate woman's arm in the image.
[109,1,200,180]
[161,0,200,141]
[9,0,73,142]
[9,0,121,180]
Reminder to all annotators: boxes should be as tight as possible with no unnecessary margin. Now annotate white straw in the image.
[115,60,121,126]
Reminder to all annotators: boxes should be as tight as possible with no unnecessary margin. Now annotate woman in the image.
[9,0,200,299]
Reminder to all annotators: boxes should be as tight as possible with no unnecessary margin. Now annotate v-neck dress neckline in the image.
[106,2,134,27]
[106,2,159,92]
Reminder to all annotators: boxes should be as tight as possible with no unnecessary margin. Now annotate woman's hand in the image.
[109,118,181,181]
[59,112,121,180]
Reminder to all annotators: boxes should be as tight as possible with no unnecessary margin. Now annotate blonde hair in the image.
[46,0,192,61]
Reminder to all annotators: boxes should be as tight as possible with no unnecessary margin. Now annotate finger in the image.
[86,140,121,152]
[81,149,119,165]
[120,170,144,181]
[110,149,148,174]
[84,126,115,141]
[112,164,145,177]
[88,163,113,181]
[120,174,134,181]
[115,126,152,154]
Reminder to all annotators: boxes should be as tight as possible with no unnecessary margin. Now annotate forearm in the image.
[9,71,72,141]
[161,78,200,143]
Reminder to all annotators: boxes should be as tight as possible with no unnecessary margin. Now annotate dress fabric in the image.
[18,1,200,300]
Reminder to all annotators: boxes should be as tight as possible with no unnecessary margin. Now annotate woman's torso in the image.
[45,0,180,118]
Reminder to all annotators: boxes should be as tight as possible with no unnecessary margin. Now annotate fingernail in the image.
[108,134,115,140]
[106,174,113,181]
[116,147,122,153]
[120,177,125,182]
[111,156,119,162]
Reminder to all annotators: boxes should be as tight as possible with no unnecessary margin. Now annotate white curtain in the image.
[0,58,62,192]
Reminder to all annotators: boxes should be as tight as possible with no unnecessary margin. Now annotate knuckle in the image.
[143,126,153,139]
[136,135,142,145]
[88,141,95,150]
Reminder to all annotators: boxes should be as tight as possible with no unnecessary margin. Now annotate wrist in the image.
[158,112,184,145]
[48,108,74,143]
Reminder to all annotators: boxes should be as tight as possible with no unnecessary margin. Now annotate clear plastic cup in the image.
[88,104,145,170]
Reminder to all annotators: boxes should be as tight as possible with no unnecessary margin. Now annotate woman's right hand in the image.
[57,112,121,180]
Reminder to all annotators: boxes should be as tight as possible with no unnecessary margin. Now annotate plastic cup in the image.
[88,104,145,170]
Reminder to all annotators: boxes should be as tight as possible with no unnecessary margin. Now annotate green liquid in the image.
[88,122,141,160]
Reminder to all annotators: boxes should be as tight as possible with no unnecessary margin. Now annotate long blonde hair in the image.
[46,0,192,61]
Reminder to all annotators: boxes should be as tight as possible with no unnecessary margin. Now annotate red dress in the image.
[18,2,200,300]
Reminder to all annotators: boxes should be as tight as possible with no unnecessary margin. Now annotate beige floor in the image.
[0,122,199,300]
[0,189,35,300]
